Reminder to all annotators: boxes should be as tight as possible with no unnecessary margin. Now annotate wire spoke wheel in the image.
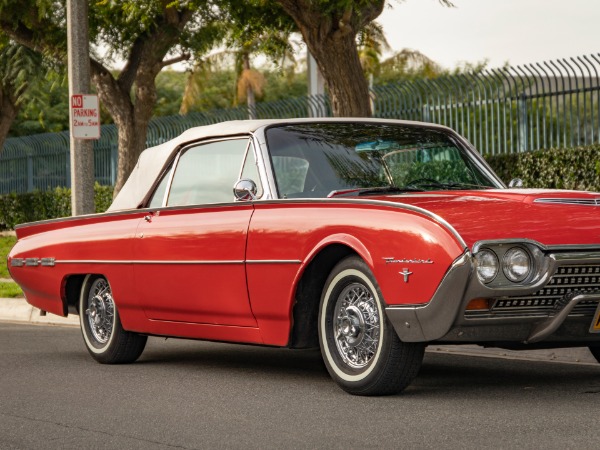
[86,278,115,344]
[333,283,380,369]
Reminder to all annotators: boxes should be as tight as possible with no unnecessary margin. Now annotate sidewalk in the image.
[0,297,79,326]
[0,297,597,364]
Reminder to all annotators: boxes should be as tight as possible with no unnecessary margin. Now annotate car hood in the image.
[364,189,600,249]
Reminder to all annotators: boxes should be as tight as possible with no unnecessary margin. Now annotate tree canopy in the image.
[0,0,225,194]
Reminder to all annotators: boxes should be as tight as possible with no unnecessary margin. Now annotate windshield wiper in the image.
[328,186,423,198]
[403,179,494,191]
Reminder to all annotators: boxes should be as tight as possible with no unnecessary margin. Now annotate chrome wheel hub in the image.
[333,283,380,369]
[85,279,114,344]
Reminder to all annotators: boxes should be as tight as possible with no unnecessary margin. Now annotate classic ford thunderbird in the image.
[8,118,600,395]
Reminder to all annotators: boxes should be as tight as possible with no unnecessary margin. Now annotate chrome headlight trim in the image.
[471,239,549,291]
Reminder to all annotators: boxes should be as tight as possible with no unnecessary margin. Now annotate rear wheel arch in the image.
[62,274,87,315]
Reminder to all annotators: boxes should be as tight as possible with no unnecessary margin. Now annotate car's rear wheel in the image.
[589,346,600,363]
[79,275,147,364]
[318,256,425,395]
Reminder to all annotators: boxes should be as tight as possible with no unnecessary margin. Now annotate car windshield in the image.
[265,122,499,199]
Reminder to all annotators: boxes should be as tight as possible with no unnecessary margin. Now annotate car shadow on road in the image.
[137,337,329,380]
[414,352,600,397]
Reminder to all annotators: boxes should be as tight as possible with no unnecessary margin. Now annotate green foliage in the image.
[0,281,23,298]
[153,70,188,117]
[0,184,114,230]
[0,235,16,278]
[486,145,600,191]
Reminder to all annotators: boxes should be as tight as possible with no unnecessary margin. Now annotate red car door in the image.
[133,138,258,327]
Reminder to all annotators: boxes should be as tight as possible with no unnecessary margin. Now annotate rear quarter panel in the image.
[8,213,145,320]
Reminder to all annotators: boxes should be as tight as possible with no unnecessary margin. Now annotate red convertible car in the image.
[8,118,600,395]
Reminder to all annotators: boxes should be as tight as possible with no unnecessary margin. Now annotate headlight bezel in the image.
[472,240,543,288]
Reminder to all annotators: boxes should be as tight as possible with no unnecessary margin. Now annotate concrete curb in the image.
[0,298,79,327]
[0,297,597,365]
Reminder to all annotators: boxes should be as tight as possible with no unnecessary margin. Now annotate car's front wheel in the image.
[79,275,147,364]
[318,256,425,395]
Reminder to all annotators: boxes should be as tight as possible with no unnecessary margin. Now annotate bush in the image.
[485,145,600,191]
[0,183,113,230]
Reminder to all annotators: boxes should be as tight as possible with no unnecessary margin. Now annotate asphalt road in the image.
[1,323,600,450]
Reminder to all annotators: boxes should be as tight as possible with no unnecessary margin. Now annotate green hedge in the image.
[1,145,599,230]
[0,184,113,230]
[485,145,600,191]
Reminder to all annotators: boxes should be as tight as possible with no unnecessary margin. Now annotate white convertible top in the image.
[108,117,436,211]
[108,119,279,211]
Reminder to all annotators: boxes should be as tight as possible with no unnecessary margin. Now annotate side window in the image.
[240,142,264,198]
[167,139,249,206]
[272,156,310,196]
[147,166,172,208]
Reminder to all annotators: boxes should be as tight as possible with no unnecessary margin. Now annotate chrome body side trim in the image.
[534,197,600,206]
[245,260,301,265]
[256,198,468,250]
[48,259,299,265]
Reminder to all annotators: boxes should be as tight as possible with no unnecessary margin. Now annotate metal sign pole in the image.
[67,0,95,216]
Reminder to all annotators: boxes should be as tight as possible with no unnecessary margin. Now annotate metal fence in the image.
[1,53,599,194]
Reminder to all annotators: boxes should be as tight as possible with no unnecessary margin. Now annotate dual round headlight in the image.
[475,247,532,284]
[502,247,531,282]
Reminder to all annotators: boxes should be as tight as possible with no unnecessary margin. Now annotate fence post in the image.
[422,104,431,123]
[27,154,34,192]
[517,94,528,152]
[110,143,117,186]
[66,145,71,188]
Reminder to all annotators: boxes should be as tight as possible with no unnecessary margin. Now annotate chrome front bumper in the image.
[386,250,600,345]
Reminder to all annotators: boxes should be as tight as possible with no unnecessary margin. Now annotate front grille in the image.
[467,265,600,318]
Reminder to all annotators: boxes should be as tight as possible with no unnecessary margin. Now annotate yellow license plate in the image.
[591,304,600,333]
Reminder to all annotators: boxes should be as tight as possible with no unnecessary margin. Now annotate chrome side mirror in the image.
[508,178,523,188]
[233,179,258,201]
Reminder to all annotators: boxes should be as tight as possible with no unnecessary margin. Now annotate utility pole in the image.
[67,0,95,215]
[307,52,325,117]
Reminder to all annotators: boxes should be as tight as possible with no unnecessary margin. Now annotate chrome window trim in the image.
[252,127,277,200]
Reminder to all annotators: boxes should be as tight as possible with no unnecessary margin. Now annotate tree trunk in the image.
[307,33,371,117]
[277,0,385,118]
[0,89,19,153]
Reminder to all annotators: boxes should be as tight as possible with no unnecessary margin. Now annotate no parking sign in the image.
[70,94,100,139]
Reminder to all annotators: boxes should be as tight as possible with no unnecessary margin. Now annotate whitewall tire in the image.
[79,275,147,364]
[318,256,425,395]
